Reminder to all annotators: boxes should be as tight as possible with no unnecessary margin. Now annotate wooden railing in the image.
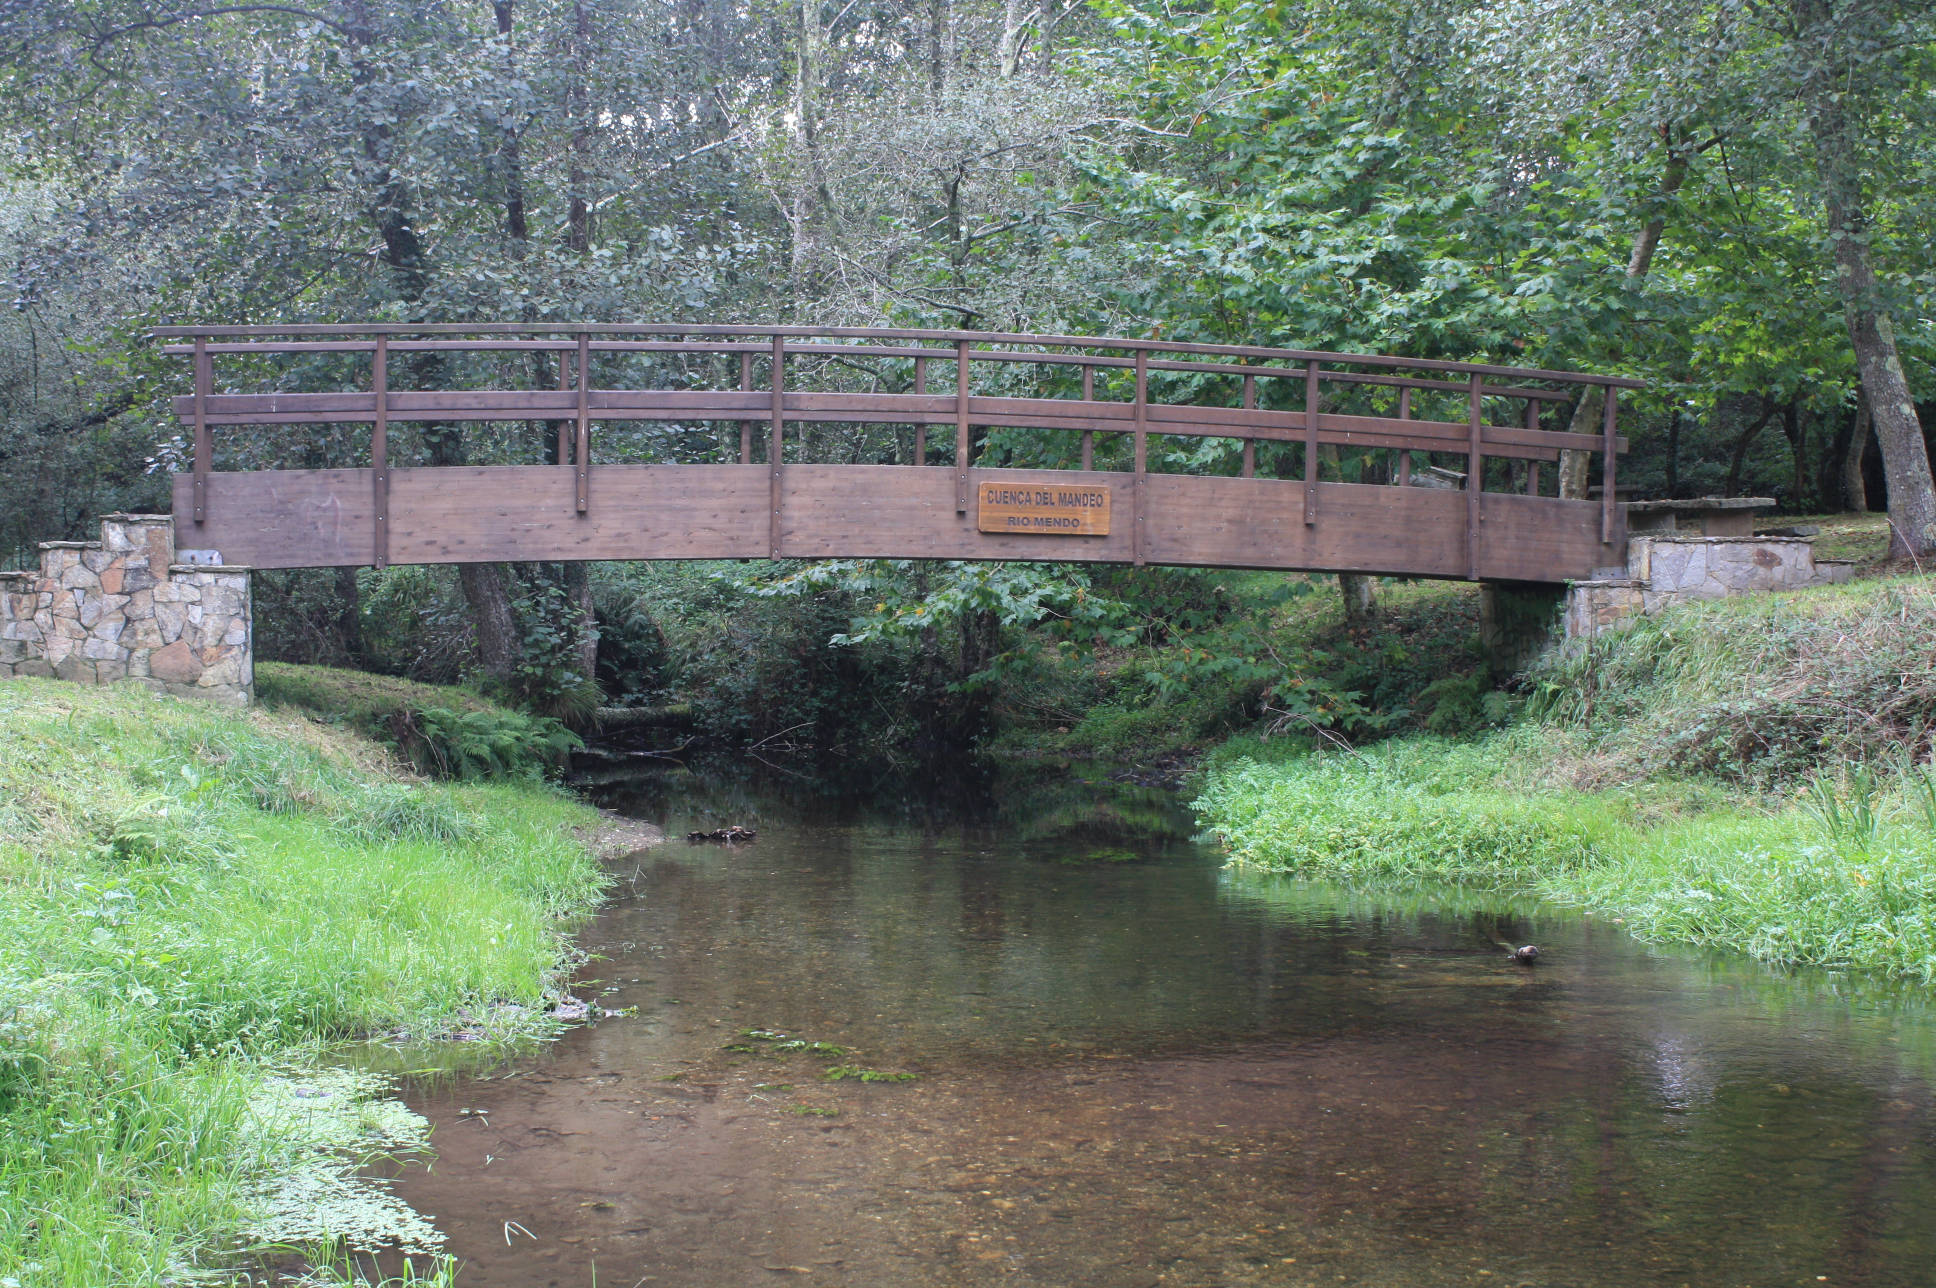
[153,325,1636,580]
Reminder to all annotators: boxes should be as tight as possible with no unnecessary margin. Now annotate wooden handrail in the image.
[160,339,1578,402]
[152,324,1645,388]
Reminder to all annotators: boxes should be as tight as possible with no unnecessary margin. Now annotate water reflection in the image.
[389,768,1936,1287]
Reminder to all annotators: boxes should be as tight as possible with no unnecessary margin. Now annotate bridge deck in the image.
[154,326,1635,582]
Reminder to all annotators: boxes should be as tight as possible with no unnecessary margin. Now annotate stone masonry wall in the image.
[0,514,253,706]
[1564,534,1857,640]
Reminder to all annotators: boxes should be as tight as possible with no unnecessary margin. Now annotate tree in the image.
[1790,0,1936,555]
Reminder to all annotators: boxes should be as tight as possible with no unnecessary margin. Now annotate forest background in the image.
[2,0,1932,765]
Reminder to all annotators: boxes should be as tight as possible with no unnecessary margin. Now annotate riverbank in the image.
[0,676,612,1286]
[1194,573,1936,980]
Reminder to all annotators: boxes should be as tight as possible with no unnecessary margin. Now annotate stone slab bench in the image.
[1624,496,1775,538]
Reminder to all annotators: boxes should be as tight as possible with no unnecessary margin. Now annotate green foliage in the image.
[1198,576,1936,981]
[593,583,671,709]
[1802,763,1886,849]
[747,558,1140,663]
[1566,812,1936,981]
[498,578,602,723]
[1414,673,1515,737]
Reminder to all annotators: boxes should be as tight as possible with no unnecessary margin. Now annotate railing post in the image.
[914,356,927,466]
[770,334,786,558]
[1303,361,1319,525]
[739,351,753,465]
[1467,373,1484,580]
[1601,385,1618,544]
[1080,364,1095,471]
[372,334,389,569]
[1241,374,1256,479]
[1397,386,1413,487]
[191,336,211,525]
[955,340,972,512]
[575,333,591,513]
[1133,347,1148,566]
[556,346,572,467]
[1524,398,1541,496]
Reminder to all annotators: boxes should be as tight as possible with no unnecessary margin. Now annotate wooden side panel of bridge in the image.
[156,326,1635,583]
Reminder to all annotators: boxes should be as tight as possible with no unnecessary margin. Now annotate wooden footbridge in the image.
[155,325,1635,582]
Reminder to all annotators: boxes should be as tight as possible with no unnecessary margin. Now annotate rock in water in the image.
[687,825,757,844]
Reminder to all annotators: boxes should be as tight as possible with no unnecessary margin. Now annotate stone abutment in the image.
[0,514,253,706]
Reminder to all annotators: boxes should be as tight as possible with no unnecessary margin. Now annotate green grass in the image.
[1194,735,1625,886]
[1194,574,1936,981]
[257,662,581,781]
[0,678,607,1286]
[254,662,500,734]
[1197,733,1936,979]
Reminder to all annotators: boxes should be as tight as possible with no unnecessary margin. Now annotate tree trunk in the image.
[564,0,594,254]
[1843,393,1871,513]
[1033,0,1059,72]
[1558,140,1690,498]
[928,0,950,100]
[787,0,832,298]
[459,563,521,681]
[1780,400,1807,508]
[1725,399,1776,498]
[563,559,598,681]
[1339,573,1378,622]
[494,1,529,245]
[997,0,1030,77]
[1796,0,1936,557]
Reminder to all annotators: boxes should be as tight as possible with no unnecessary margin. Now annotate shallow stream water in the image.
[390,768,1936,1288]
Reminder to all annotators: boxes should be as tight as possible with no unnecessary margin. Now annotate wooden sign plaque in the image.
[976,481,1111,535]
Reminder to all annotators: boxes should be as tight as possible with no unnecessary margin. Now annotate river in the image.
[388,767,1936,1287]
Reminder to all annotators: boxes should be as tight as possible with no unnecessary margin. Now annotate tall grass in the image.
[0,678,608,1285]
[1195,736,1623,885]
[1527,575,1936,787]
[1197,735,1936,980]
[1196,577,1936,980]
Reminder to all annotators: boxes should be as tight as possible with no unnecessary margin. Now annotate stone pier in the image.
[1565,534,1857,639]
[0,514,254,706]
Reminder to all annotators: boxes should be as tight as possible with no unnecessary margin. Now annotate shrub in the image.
[403,707,583,781]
